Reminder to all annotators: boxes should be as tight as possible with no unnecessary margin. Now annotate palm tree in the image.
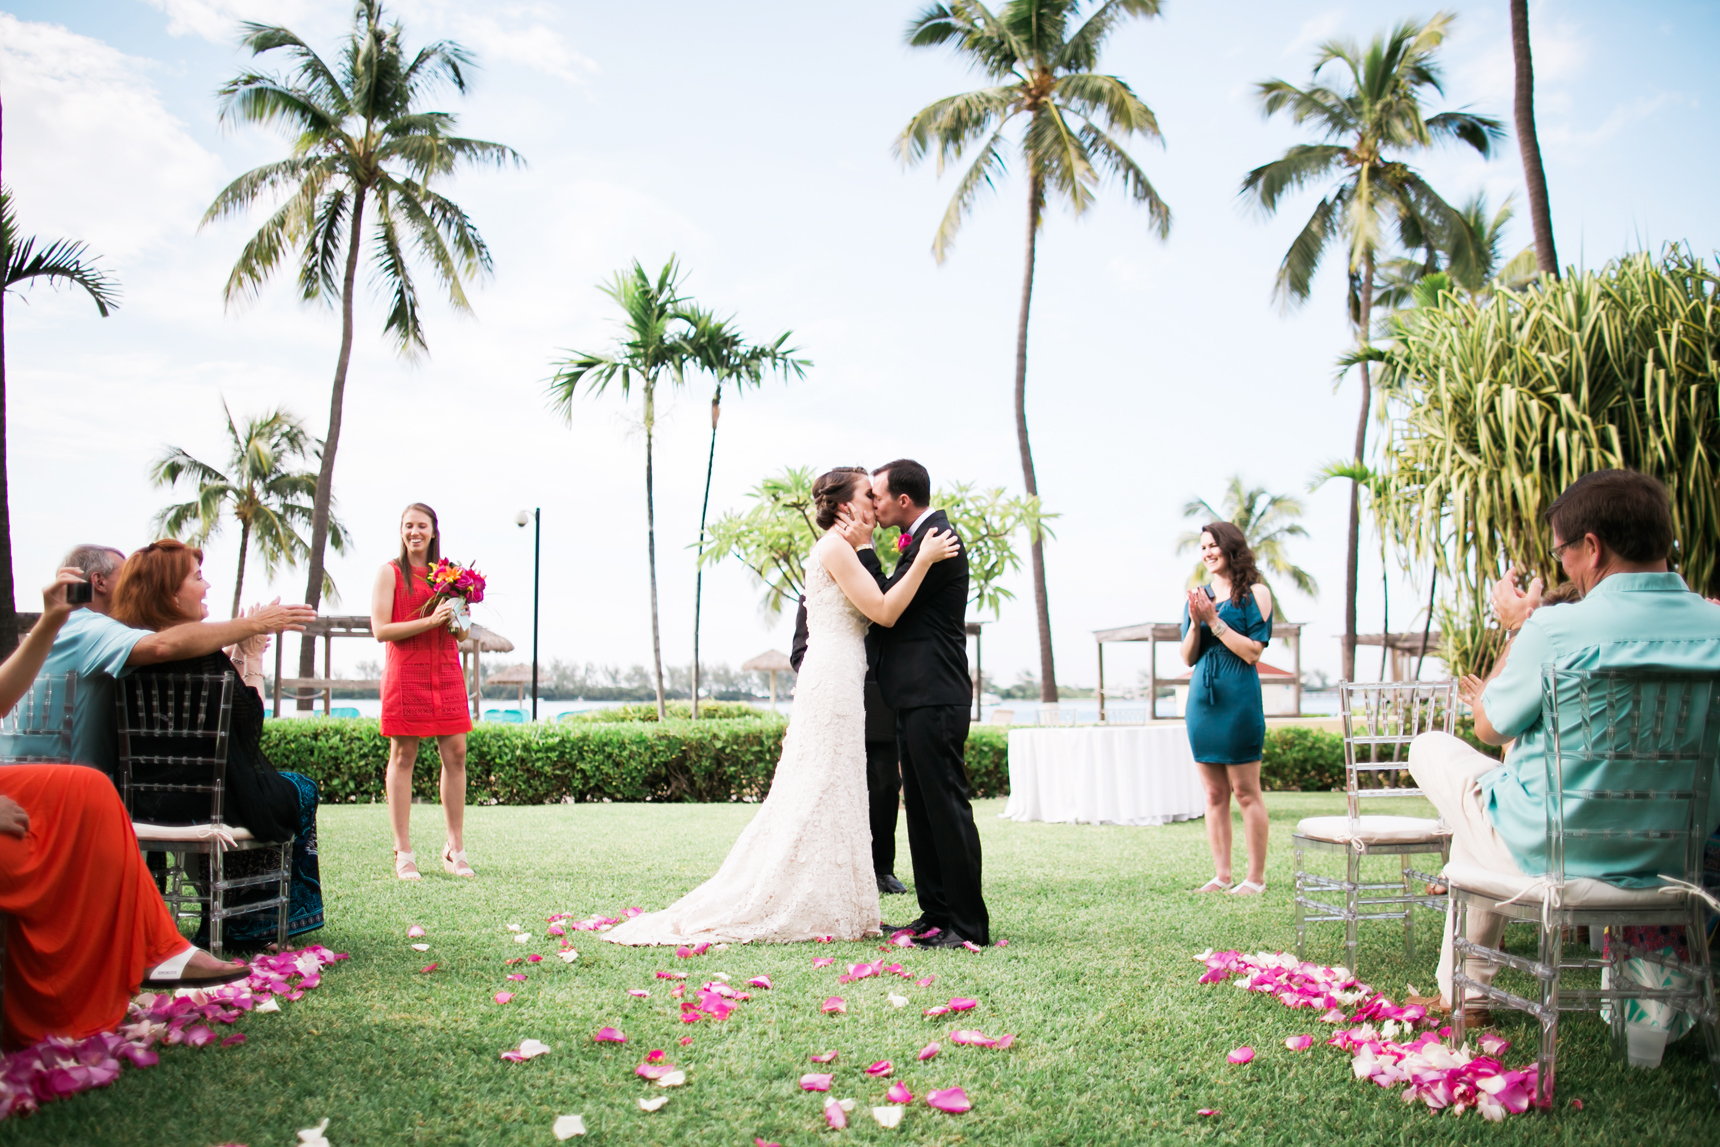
[1374,192,1537,312]
[0,186,120,656]
[150,402,351,618]
[683,309,808,718]
[1240,12,1501,681]
[203,0,521,705]
[548,258,699,721]
[897,0,1171,703]
[1509,0,1559,279]
[1177,476,1318,619]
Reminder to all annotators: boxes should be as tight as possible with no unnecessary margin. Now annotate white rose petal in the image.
[887,992,908,1008]
[514,933,532,943]
[552,1114,587,1140]
[296,1118,332,1146]
[871,1106,905,1128]
[558,949,580,963]
[655,1070,686,1087]
[637,1096,669,1112]
[411,943,429,952]
[255,997,282,1013]
[507,924,523,932]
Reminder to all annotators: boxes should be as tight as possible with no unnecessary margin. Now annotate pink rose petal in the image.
[655,970,688,980]
[825,1099,848,1129]
[961,941,982,952]
[526,954,543,963]
[627,989,650,998]
[866,1059,893,1077]
[917,1041,939,1061]
[419,963,438,974]
[1571,1098,1584,1110]
[1285,1034,1313,1051]
[1227,1046,1255,1065]
[799,1072,834,1092]
[923,1005,951,1016]
[678,1036,694,1046]
[887,1081,914,1104]
[406,924,426,938]
[813,957,835,968]
[636,1062,676,1080]
[220,1033,246,1048]
[508,974,528,982]
[593,1027,626,1043]
[948,997,978,1012]
[993,1033,1016,1049]
[815,934,835,943]
[996,938,1009,947]
[810,1051,838,1063]
[927,1087,972,1114]
[183,1025,215,1048]
[494,992,515,1005]
[1198,1108,1220,1117]
[950,1029,996,1046]
[748,975,773,990]
[915,976,935,987]
[646,1050,666,1063]
[821,997,847,1015]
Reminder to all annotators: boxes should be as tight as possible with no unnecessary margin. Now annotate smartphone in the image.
[65,580,93,605]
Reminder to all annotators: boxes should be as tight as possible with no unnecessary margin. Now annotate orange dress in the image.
[0,764,188,1050]
[380,563,474,737]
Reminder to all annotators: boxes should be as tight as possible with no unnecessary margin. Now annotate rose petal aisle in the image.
[0,946,348,1121]
[1194,949,1540,1120]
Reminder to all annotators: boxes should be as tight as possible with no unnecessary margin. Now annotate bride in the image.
[605,466,960,945]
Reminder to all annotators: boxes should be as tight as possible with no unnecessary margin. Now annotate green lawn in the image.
[9,793,1718,1146]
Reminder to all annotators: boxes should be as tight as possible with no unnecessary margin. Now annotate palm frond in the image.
[1077,122,1169,237]
[931,128,1009,263]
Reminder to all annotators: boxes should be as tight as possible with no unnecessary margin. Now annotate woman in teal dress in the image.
[1181,522,1275,896]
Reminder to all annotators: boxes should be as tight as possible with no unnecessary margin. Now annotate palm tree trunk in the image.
[1015,173,1056,703]
[645,383,667,722]
[1510,0,1559,279]
[691,390,720,721]
[1342,251,1375,682]
[295,189,367,707]
[0,289,16,660]
[231,517,252,619]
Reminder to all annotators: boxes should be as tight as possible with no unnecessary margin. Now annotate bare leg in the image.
[1197,762,1235,884]
[385,736,420,855]
[1229,762,1269,887]
[438,733,468,853]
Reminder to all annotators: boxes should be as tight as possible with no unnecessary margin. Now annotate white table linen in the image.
[1002,725,1206,826]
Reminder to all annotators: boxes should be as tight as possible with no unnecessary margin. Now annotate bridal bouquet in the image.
[425,558,486,632]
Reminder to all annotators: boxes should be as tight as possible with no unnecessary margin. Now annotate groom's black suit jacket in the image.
[859,510,971,710]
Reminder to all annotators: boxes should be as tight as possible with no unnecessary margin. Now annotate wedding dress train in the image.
[604,549,881,945]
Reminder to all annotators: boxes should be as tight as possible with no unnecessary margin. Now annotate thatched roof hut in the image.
[741,649,794,709]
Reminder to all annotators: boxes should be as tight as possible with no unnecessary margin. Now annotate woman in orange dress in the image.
[372,503,474,880]
[0,568,246,1051]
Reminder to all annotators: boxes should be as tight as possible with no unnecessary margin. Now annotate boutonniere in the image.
[896,534,913,553]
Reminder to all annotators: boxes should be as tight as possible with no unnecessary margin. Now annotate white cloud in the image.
[1542,91,1698,150]
[144,0,328,41]
[1281,9,1346,64]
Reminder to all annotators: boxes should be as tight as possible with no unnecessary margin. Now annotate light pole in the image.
[515,508,541,721]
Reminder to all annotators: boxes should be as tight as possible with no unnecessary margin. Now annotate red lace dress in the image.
[380,563,473,737]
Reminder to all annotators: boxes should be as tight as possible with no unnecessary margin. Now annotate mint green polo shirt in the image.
[1478,572,1720,887]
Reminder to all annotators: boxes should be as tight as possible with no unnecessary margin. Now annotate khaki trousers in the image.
[1406,731,1529,1003]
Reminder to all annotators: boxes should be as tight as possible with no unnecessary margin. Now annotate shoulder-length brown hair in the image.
[1201,521,1263,607]
[396,503,442,591]
[111,539,204,631]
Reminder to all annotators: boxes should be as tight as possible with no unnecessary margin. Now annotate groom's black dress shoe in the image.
[883,913,943,935]
[913,930,980,950]
[877,873,908,895]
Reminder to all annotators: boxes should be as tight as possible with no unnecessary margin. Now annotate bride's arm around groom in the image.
[817,528,961,627]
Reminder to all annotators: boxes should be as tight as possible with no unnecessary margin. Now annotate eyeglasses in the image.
[1551,538,1577,561]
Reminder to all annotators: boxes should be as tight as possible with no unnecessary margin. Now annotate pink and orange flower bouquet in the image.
[424,558,486,632]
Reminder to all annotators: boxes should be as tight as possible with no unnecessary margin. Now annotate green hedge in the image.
[1255,718,1504,793]
[260,717,1014,805]
[562,701,771,723]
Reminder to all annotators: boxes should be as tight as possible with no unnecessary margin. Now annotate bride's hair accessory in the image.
[813,466,870,529]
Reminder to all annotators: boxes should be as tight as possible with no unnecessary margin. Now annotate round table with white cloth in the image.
[1001,724,1207,826]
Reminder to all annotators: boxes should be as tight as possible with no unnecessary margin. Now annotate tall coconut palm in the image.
[0,185,120,656]
[683,309,808,718]
[1240,11,1501,681]
[897,0,1171,703]
[548,258,699,721]
[203,0,521,704]
[1374,192,1537,312]
[1510,0,1558,279]
[150,402,351,618]
[1177,476,1318,619]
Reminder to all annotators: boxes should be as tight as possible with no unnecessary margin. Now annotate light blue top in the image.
[37,608,149,774]
[1479,572,1720,887]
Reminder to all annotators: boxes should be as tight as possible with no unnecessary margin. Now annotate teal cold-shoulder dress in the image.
[1181,586,1274,764]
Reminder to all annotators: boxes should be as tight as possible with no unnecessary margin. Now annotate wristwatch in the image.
[1210,619,1231,637]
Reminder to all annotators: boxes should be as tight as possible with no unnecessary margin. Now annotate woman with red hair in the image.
[111,540,325,945]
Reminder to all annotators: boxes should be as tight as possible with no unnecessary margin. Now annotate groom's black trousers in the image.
[897,703,989,945]
[866,739,901,878]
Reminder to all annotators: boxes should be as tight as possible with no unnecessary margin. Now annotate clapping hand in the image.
[914,528,961,564]
[1490,565,1543,632]
[234,604,273,658]
[1187,588,1218,625]
[1457,674,1487,710]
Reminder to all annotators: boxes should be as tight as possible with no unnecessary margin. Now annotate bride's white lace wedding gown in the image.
[605,547,882,945]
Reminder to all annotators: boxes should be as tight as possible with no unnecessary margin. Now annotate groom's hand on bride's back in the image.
[915,528,961,564]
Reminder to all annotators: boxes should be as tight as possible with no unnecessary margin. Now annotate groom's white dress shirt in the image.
[906,507,937,540]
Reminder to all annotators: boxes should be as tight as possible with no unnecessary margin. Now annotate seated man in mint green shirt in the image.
[1407,469,1720,1008]
[31,544,316,779]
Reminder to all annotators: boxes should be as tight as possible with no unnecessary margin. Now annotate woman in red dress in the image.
[372,503,474,880]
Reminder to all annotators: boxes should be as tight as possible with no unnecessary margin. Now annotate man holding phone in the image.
[34,544,317,776]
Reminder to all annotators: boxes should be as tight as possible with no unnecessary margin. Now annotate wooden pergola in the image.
[1354,631,1445,682]
[271,616,514,718]
[1092,620,1306,721]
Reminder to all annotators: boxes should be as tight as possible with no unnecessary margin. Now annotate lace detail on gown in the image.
[605,547,881,945]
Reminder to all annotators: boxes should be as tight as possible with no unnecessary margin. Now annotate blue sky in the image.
[3,0,1716,690]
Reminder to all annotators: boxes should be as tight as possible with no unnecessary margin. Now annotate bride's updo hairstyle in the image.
[813,467,870,530]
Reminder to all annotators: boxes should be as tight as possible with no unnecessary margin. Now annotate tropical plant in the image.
[1176,475,1318,618]
[548,258,701,721]
[1373,192,1537,313]
[1240,11,1501,681]
[203,0,521,704]
[897,0,1172,702]
[150,402,351,617]
[0,185,120,656]
[701,466,1052,622]
[1367,247,1720,673]
[683,307,808,717]
[1509,0,1559,280]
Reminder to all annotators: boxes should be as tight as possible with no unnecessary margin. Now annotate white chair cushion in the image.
[132,822,253,843]
[1442,862,1671,909]
[1294,815,1447,845]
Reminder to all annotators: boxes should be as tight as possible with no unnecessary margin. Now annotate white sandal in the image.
[443,844,475,878]
[1193,877,1233,893]
[1227,880,1267,896]
[394,850,421,881]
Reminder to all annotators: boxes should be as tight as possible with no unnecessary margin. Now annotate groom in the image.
[856,459,990,948]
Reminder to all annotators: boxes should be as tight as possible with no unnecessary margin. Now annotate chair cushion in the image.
[132,822,254,843]
[1442,862,1671,909]
[1294,815,1447,845]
